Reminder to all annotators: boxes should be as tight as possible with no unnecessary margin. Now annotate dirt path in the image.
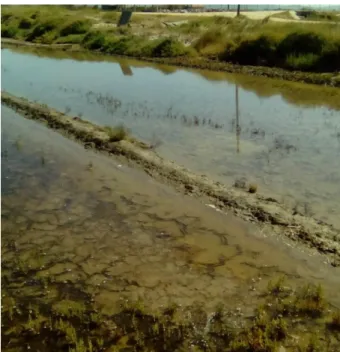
[134,10,340,24]
[270,10,339,24]
[133,10,283,19]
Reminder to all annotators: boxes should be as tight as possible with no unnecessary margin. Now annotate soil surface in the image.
[2,91,340,267]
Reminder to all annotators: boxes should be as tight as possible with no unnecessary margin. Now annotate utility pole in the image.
[237,5,241,16]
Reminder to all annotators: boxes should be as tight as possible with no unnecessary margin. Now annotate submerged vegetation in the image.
[2,5,340,76]
[2,91,340,265]
[2,253,340,352]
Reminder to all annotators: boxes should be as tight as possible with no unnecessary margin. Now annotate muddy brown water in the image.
[2,47,340,231]
[2,105,340,318]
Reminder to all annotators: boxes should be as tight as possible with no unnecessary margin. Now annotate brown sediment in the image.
[2,38,340,88]
[2,90,340,265]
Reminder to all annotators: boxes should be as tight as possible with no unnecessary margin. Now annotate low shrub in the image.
[59,19,91,36]
[277,31,324,57]
[82,31,106,50]
[1,25,19,38]
[103,36,136,55]
[317,41,340,72]
[26,18,59,41]
[18,18,34,29]
[1,12,14,24]
[223,35,278,66]
[36,31,58,44]
[285,53,320,71]
[194,27,225,52]
[152,38,190,58]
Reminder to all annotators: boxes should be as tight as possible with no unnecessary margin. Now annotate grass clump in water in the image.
[52,300,86,319]
[103,125,128,142]
[248,183,258,194]
[328,310,340,331]
[267,275,287,296]
[2,264,340,352]
[293,283,326,318]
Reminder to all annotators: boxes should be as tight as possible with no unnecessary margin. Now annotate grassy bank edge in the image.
[1,91,340,265]
[2,38,340,88]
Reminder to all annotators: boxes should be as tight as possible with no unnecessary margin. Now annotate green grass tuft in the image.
[285,53,320,71]
[103,125,128,142]
[59,19,91,37]
[152,37,191,58]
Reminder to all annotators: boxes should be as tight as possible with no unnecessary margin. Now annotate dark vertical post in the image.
[235,85,240,154]
[237,5,241,16]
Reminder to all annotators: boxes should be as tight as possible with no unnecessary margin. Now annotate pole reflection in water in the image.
[119,63,133,76]
[235,84,241,154]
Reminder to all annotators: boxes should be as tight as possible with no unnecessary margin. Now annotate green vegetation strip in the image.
[2,5,340,87]
[2,252,340,352]
[1,91,340,266]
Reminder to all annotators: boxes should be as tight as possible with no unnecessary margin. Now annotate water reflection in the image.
[119,62,133,76]
[3,45,340,110]
[235,85,241,154]
[1,47,340,229]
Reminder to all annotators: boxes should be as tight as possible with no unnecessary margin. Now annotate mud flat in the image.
[2,90,340,266]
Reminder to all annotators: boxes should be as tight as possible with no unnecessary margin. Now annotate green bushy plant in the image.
[60,19,91,36]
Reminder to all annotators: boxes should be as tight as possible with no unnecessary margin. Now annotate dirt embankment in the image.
[2,38,340,88]
[2,91,340,265]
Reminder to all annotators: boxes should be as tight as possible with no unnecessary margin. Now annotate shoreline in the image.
[2,38,340,88]
[2,91,340,266]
